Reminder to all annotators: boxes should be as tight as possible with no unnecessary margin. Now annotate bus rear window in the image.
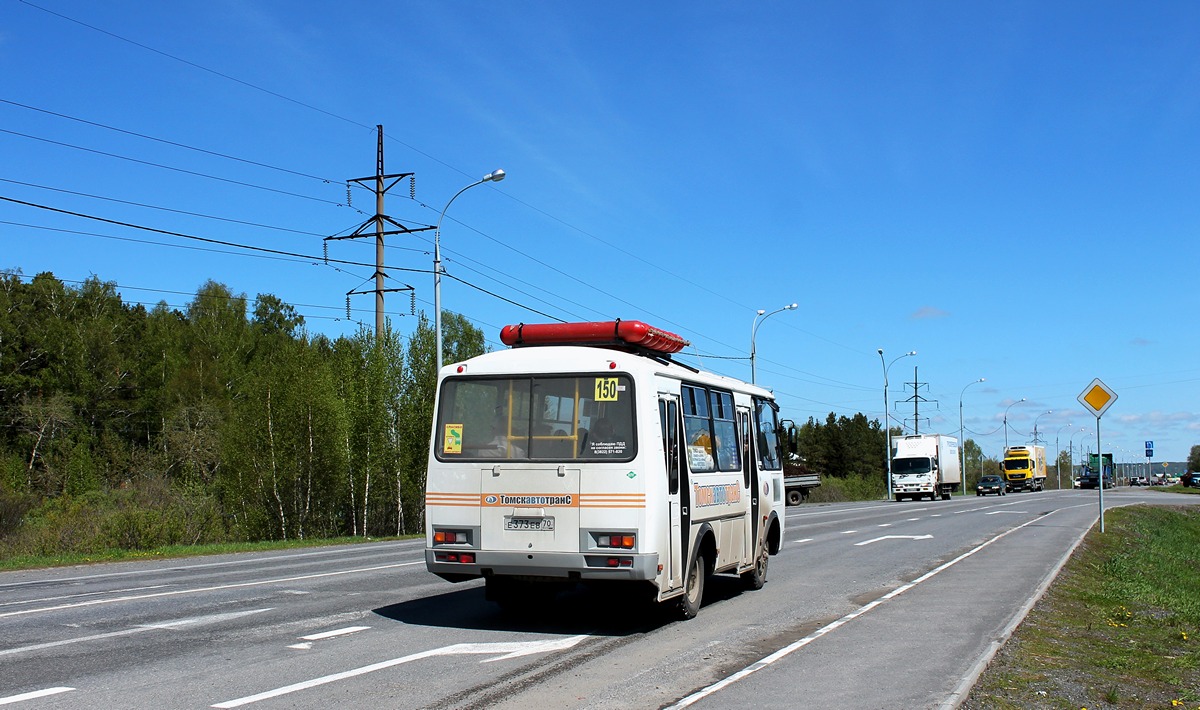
[434,374,636,462]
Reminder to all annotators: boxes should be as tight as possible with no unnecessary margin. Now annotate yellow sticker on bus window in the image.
[443,424,463,454]
[594,377,619,401]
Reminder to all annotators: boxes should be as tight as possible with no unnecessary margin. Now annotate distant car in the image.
[1181,472,1200,489]
[1129,476,1148,486]
[976,474,1006,496]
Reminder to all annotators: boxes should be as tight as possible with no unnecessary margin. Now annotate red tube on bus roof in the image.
[499,320,690,354]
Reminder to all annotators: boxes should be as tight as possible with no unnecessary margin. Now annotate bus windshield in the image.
[434,374,636,462]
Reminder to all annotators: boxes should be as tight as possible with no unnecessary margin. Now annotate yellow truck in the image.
[1002,444,1046,492]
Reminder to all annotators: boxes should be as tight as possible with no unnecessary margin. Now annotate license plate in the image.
[505,516,554,531]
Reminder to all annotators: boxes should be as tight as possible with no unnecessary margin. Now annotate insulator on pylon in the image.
[410,290,416,315]
[346,182,352,207]
[410,175,415,199]
[323,240,329,264]
[346,296,351,319]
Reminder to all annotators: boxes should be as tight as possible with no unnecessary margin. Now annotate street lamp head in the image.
[758,309,766,316]
[786,303,798,310]
[907,350,917,356]
[483,168,506,183]
[877,348,883,355]
[978,377,986,383]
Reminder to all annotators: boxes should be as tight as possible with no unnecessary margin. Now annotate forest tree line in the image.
[2,270,1007,557]
[0,271,484,556]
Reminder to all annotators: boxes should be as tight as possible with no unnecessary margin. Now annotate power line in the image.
[0,128,354,209]
[20,0,872,366]
[0,98,343,186]
[0,177,338,237]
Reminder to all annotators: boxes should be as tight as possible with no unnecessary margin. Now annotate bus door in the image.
[738,407,759,561]
[659,396,687,591]
[479,463,582,553]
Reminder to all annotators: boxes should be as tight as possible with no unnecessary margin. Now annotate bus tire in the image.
[741,546,768,590]
[677,553,705,620]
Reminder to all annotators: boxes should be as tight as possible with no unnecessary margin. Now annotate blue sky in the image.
[2,1,1198,463]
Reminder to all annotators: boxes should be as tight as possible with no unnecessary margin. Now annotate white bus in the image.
[424,320,786,618]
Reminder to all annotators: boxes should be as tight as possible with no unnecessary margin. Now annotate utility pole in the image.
[326,125,432,338]
[899,366,937,435]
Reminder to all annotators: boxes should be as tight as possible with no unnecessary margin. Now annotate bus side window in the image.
[661,400,679,494]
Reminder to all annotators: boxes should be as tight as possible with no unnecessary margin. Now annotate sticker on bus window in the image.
[443,424,463,454]
[594,377,619,401]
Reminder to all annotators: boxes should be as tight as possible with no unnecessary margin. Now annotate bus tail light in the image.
[434,551,476,564]
[606,557,633,568]
[433,529,469,545]
[597,534,635,549]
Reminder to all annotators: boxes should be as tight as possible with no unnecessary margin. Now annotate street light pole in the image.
[1031,410,1053,445]
[958,377,985,496]
[879,349,916,501]
[434,169,506,374]
[1070,428,1088,486]
[750,303,797,384]
[1003,398,1026,450]
[1054,423,1073,490]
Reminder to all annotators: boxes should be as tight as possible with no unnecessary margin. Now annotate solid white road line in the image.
[0,608,272,657]
[0,563,420,620]
[213,636,589,708]
[665,507,1071,709]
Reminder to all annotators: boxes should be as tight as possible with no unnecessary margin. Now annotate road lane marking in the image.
[0,541,422,590]
[0,687,74,705]
[877,523,893,527]
[300,626,370,641]
[213,635,589,707]
[794,538,813,543]
[839,530,857,534]
[854,534,933,546]
[0,563,420,619]
[666,507,1071,708]
[0,609,272,657]
[0,585,173,608]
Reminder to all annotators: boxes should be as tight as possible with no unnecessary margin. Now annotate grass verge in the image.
[0,535,418,572]
[964,505,1200,709]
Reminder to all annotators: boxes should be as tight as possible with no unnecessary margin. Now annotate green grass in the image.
[0,534,419,571]
[965,505,1200,709]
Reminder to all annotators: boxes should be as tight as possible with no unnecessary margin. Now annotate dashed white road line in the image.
[300,626,371,641]
[0,687,74,705]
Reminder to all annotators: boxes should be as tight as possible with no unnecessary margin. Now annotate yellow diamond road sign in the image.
[1077,378,1118,418]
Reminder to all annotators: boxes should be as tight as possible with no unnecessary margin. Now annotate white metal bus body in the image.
[424,326,786,618]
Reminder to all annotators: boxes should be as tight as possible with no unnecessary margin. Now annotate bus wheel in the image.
[742,547,768,590]
[678,553,705,620]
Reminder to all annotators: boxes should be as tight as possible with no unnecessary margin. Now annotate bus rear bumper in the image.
[425,549,659,583]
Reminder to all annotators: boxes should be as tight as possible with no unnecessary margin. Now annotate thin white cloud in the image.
[911,306,949,320]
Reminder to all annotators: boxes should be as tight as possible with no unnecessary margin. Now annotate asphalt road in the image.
[2,488,1195,709]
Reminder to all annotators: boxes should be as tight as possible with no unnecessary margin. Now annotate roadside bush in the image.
[807,473,885,503]
[0,478,231,558]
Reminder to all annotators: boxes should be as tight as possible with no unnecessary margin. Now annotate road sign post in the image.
[1077,378,1118,532]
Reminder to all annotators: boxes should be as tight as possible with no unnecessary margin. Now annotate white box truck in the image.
[891,434,961,501]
